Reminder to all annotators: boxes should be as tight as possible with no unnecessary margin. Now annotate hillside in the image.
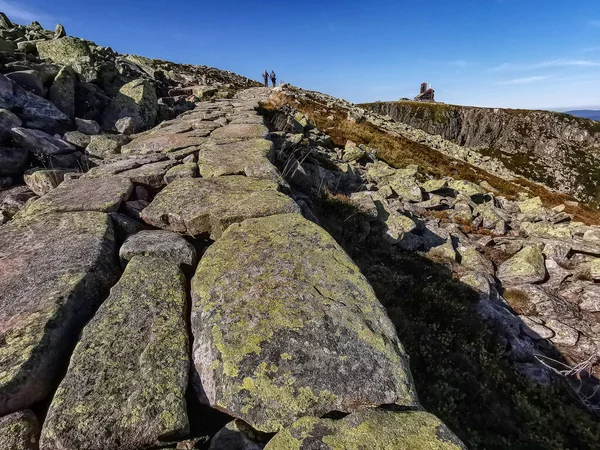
[2,12,600,450]
[361,101,600,204]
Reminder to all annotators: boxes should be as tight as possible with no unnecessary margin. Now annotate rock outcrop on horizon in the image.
[362,101,600,203]
[1,10,600,450]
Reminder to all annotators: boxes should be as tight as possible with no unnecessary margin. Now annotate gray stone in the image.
[498,244,547,285]
[36,37,96,82]
[0,212,119,414]
[191,214,419,433]
[122,131,205,155]
[208,420,265,450]
[117,159,178,188]
[6,71,44,97]
[86,134,129,158]
[0,108,22,142]
[23,169,69,196]
[48,66,76,118]
[0,75,68,131]
[0,146,28,176]
[63,130,91,148]
[198,139,280,181]
[520,316,554,340]
[22,176,132,216]
[75,118,101,135]
[546,320,579,346]
[141,176,300,239]
[210,123,269,143]
[102,79,158,134]
[10,127,75,156]
[54,24,66,39]
[164,162,198,184]
[120,230,196,270]
[0,410,41,450]
[40,256,189,450]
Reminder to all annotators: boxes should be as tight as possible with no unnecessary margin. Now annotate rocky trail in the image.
[1,12,600,450]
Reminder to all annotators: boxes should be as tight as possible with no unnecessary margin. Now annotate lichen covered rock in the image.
[198,139,280,182]
[0,212,118,414]
[119,230,196,271]
[0,410,41,450]
[498,244,546,285]
[22,176,132,216]
[191,213,418,433]
[36,37,96,82]
[40,256,189,450]
[264,409,466,450]
[102,79,158,134]
[141,176,300,239]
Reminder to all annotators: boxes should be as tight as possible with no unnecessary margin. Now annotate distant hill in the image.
[565,110,600,121]
[361,100,600,202]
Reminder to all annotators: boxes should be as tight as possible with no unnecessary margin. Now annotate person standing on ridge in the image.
[270,70,276,87]
[262,70,269,87]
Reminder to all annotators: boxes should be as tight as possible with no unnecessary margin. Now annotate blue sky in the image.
[5,0,600,109]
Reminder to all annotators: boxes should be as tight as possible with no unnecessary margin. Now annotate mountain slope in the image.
[361,101,600,204]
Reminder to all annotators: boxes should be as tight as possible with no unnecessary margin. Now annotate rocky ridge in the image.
[0,13,466,446]
[1,10,600,450]
[362,101,600,203]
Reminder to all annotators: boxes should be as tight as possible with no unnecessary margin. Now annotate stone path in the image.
[0,87,464,449]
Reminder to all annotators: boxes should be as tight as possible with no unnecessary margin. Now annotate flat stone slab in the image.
[11,127,75,155]
[117,160,178,188]
[0,410,41,450]
[120,230,196,271]
[0,212,119,414]
[141,176,300,239]
[22,177,133,217]
[210,123,269,143]
[191,213,418,433]
[40,256,189,450]
[122,131,207,155]
[198,139,281,182]
[82,154,167,178]
[265,409,466,450]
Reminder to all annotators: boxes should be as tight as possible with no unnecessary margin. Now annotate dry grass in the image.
[503,288,538,315]
[264,93,600,225]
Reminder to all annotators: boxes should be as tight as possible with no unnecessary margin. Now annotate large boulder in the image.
[191,214,419,433]
[39,256,189,450]
[498,244,547,285]
[141,176,300,239]
[0,147,28,176]
[22,177,132,217]
[10,127,75,156]
[264,409,466,450]
[6,71,44,97]
[198,139,281,182]
[0,108,22,142]
[0,410,41,450]
[103,79,158,134]
[0,212,119,414]
[48,66,76,118]
[0,75,69,131]
[36,37,96,82]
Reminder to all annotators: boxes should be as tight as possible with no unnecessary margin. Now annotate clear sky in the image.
[5,0,600,109]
